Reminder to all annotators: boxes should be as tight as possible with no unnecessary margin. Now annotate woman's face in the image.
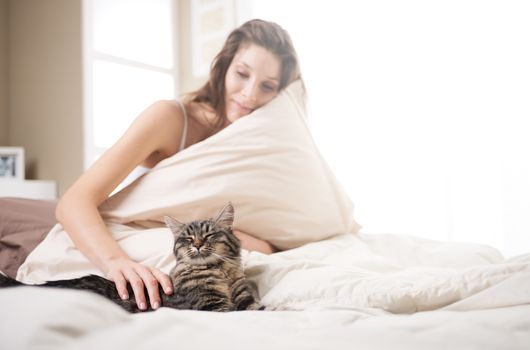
[224,43,281,123]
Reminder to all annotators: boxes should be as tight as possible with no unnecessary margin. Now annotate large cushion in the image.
[99,79,361,249]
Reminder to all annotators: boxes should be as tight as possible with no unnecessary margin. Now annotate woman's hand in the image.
[104,257,173,311]
[233,229,277,254]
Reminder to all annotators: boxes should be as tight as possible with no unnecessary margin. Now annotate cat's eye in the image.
[204,232,220,240]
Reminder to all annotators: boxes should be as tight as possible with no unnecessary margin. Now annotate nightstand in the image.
[0,179,57,200]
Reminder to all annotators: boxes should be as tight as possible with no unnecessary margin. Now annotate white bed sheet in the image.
[1,232,529,350]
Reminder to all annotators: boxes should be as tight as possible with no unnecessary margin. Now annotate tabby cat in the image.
[0,203,264,313]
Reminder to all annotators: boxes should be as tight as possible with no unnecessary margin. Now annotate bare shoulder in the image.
[134,100,186,155]
[139,99,219,156]
[138,100,184,132]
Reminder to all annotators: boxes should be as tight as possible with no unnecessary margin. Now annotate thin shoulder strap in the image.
[176,100,189,152]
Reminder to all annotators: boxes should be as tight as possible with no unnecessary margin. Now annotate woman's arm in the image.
[233,230,278,254]
[56,100,185,310]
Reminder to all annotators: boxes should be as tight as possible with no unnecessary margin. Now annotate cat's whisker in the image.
[211,253,240,267]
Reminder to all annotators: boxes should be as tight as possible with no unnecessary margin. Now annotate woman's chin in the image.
[226,113,245,123]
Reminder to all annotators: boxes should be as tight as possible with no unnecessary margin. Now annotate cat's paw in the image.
[212,307,232,312]
[262,305,292,311]
[245,302,264,311]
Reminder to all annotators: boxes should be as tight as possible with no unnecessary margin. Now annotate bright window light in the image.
[92,59,174,149]
[92,0,174,69]
[247,0,530,257]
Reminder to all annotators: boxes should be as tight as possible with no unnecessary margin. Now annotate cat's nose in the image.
[193,239,202,248]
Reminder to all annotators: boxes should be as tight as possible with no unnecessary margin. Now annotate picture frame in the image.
[191,0,235,78]
[0,147,25,180]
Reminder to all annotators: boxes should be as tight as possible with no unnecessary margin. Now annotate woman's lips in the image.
[232,100,253,114]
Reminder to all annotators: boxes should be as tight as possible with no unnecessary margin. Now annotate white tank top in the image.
[176,100,189,152]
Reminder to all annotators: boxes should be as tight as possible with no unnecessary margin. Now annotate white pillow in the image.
[99,79,361,250]
[17,80,361,283]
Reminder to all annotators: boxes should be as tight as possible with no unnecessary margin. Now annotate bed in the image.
[1,230,529,350]
[2,80,528,349]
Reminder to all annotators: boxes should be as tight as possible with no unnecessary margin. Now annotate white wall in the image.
[9,0,83,194]
[0,0,8,145]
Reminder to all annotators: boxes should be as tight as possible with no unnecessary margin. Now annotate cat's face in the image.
[164,203,240,265]
[172,221,240,264]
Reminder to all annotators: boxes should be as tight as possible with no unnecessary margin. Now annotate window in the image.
[83,0,178,166]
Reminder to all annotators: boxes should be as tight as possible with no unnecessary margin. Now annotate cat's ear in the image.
[163,215,186,236]
[213,202,234,230]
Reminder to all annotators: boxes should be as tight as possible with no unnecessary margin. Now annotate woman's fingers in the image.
[124,270,148,310]
[106,258,170,311]
[110,271,129,300]
[150,267,173,295]
[135,266,161,310]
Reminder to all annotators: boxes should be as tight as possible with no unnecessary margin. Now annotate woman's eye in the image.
[262,84,274,92]
[237,71,248,78]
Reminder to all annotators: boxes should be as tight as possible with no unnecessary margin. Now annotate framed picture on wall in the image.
[191,0,235,78]
[0,147,25,180]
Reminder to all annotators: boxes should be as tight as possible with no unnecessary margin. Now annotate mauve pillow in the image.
[0,198,56,278]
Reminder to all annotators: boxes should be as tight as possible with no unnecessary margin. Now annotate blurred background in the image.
[0,0,529,257]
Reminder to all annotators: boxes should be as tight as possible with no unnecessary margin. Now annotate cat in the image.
[0,202,264,313]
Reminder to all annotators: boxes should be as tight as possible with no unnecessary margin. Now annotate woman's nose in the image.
[241,81,258,102]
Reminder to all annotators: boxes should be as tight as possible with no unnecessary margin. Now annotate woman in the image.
[55,19,303,311]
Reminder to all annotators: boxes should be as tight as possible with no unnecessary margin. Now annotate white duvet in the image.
[244,233,530,313]
[2,232,529,350]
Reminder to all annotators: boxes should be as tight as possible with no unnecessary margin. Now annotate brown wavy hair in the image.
[187,19,303,131]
